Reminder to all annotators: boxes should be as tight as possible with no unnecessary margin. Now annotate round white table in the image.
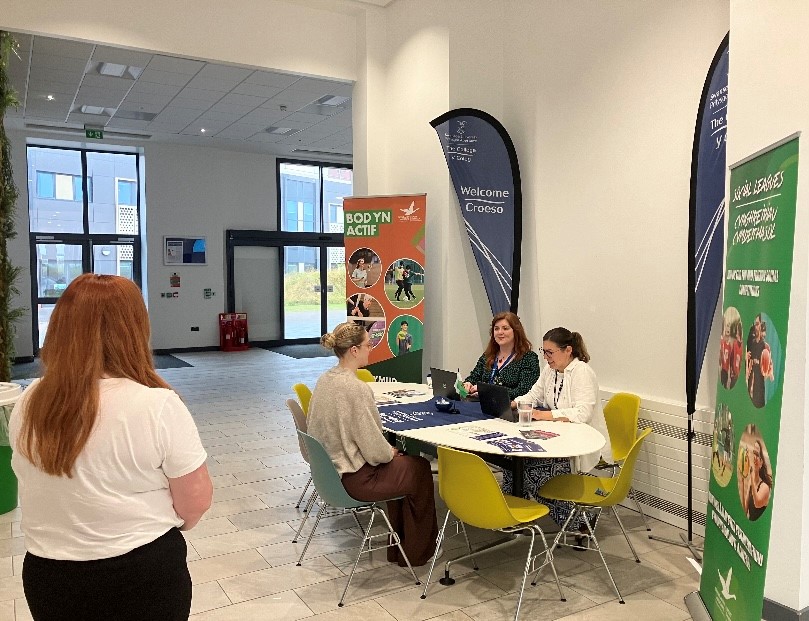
[371,382,605,496]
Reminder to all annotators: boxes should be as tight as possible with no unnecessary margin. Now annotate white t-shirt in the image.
[10,377,207,561]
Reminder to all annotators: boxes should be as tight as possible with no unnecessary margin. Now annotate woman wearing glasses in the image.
[462,312,540,401]
[308,322,439,566]
[504,327,611,542]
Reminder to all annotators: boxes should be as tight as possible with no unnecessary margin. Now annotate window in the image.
[117,179,137,206]
[278,161,352,233]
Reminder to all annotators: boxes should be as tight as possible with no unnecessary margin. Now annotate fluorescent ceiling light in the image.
[80,105,107,115]
[99,62,127,77]
[266,126,296,135]
[315,95,350,107]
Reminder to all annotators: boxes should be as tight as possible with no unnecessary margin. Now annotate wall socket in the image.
[190,326,199,332]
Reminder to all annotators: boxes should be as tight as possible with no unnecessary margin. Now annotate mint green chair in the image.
[296,431,420,606]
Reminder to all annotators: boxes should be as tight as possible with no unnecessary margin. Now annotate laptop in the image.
[477,382,518,422]
[430,367,460,399]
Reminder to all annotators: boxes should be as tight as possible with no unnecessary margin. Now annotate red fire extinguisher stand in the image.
[219,313,249,352]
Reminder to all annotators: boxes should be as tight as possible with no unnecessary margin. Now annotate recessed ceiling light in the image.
[200,128,206,133]
[266,126,296,135]
[98,62,127,77]
[315,95,350,107]
[80,105,107,115]
[46,94,54,101]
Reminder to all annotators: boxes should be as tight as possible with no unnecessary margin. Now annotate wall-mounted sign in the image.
[164,236,207,265]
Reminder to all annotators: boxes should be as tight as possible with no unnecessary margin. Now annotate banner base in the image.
[685,591,713,621]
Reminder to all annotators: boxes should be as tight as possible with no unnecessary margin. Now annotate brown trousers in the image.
[341,455,438,567]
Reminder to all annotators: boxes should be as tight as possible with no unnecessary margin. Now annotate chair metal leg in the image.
[296,501,327,566]
[612,506,640,562]
[629,487,652,531]
[582,510,625,604]
[530,526,565,602]
[339,508,377,607]
[292,489,319,543]
[295,477,312,509]
[377,506,419,584]
[512,527,536,621]
[421,510,451,599]
[459,521,479,570]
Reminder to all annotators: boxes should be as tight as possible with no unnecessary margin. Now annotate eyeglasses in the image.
[540,348,562,357]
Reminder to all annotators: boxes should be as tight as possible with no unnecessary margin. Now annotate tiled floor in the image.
[0,349,700,620]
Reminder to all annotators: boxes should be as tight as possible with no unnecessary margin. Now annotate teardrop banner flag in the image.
[687,33,729,416]
[431,109,522,314]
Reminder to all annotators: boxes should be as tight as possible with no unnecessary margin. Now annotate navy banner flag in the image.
[431,109,522,314]
[687,34,729,415]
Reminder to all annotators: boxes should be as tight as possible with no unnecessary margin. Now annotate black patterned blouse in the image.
[465,350,540,401]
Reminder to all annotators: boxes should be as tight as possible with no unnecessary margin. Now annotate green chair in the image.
[286,399,316,523]
[422,446,564,621]
[539,427,653,604]
[292,383,312,415]
[596,392,651,531]
[296,431,420,606]
[355,369,375,382]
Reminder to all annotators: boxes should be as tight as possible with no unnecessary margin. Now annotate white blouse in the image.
[517,358,612,472]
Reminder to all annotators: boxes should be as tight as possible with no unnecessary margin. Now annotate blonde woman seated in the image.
[504,327,612,544]
[308,322,439,566]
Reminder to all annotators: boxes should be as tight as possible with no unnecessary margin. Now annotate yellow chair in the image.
[597,392,651,531]
[355,369,375,382]
[539,428,653,604]
[422,446,564,621]
[292,383,312,415]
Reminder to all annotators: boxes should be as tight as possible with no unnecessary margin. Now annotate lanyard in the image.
[490,352,514,383]
[553,371,564,408]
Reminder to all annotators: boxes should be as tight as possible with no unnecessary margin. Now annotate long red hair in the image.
[483,312,533,369]
[19,274,171,477]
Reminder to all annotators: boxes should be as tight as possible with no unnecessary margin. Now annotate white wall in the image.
[729,1,809,613]
[145,143,277,349]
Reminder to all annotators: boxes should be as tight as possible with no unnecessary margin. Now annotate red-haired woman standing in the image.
[10,274,212,620]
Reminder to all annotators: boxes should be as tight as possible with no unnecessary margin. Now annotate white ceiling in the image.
[5,33,354,160]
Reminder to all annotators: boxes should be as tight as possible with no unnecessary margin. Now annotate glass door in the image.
[34,241,87,348]
[226,231,344,345]
[283,246,322,340]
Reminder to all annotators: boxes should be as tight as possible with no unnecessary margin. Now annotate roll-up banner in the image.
[431,109,522,314]
[343,194,426,383]
[696,135,799,621]
[687,33,729,415]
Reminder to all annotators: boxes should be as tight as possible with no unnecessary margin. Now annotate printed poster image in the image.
[744,311,782,409]
[711,402,734,488]
[719,306,744,390]
[347,247,382,289]
[387,315,424,357]
[384,258,425,309]
[699,136,799,621]
[736,423,773,523]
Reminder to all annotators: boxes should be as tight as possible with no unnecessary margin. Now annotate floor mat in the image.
[264,344,332,359]
[11,354,192,380]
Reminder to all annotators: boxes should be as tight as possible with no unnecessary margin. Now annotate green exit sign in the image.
[85,128,103,139]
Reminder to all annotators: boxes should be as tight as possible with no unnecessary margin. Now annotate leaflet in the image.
[385,389,427,398]
[450,425,507,441]
[519,429,560,440]
[487,437,545,453]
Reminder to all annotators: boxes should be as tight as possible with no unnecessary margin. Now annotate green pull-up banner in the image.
[699,135,799,621]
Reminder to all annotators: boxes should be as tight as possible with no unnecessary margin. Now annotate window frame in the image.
[275,158,353,234]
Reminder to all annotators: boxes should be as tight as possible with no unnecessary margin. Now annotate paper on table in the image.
[487,436,545,453]
[450,425,508,441]
[385,389,428,398]
[519,429,560,440]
